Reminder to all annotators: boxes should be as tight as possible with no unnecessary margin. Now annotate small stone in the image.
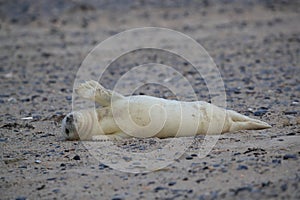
[47,177,56,181]
[83,185,89,189]
[123,156,132,162]
[37,184,45,190]
[283,154,297,160]
[185,156,193,160]
[73,155,80,160]
[281,183,288,191]
[168,181,176,186]
[236,165,248,170]
[15,197,26,200]
[52,189,60,193]
[254,109,268,116]
[284,111,297,115]
[272,159,281,164]
[99,163,109,170]
[196,178,205,183]
[66,96,72,101]
[35,160,41,164]
[154,186,167,192]
[111,195,125,200]
[8,97,17,103]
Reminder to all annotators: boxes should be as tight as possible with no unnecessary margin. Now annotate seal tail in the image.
[226,110,271,132]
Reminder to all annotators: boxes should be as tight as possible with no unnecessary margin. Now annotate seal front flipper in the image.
[75,80,124,106]
[92,132,131,141]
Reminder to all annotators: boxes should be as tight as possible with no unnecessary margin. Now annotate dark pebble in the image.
[47,177,56,181]
[83,185,89,189]
[73,155,80,160]
[15,197,26,200]
[99,163,109,170]
[284,111,297,115]
[254,109,268,116]
[261,181,271,187]
[196,178,205,183]
[236,165,248,170]
[32,114,42,120]
[66,96,72,101]
[231,186,252,195]
[213,164,220,167]
[147,181,155,185]
[283,154,297,160]
[111,195,125,200]
[37,184,45,190]
[154,186,167,192]
[272,159,281,164]
[185,156,193,160]
[52,189,60,193]
[41,52,52,57]
[168,181,176,186]
[281,183,288,191]
[122,156,132,162]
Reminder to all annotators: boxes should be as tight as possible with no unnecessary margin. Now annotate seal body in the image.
[62,81,271,140]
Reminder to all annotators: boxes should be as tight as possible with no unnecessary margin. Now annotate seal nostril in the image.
[66,114,73,123]
[65,128,69,136]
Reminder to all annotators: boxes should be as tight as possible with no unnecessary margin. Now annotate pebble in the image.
[52,189,60,193]
[99,163,109,170]
[254,108,268,116]
[283,154,297,160]
[47,177,56,181]
[272,159,281,164]
[66,96,72,101]
[73,155,80,160]
[281,183,288,191]
[168,181,176,186]
[8,97,17,103]
[154,186,167,192]
[36,184,45,190]
[284,111,297,115]
[185,156,193,160]
[291,101,299,106]
[15,197,26,200]
[111,195,125,200]
[231,186,252,195]
[236,165,248,170]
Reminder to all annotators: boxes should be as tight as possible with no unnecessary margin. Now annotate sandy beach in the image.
[0,0,299,199]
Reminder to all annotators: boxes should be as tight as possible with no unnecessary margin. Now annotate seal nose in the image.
[66,114,74,124]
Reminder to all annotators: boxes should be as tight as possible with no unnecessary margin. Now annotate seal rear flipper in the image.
[75,80,124,106]
[226,110,271,132]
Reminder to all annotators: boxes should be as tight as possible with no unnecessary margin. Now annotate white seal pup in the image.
[62,80,271,140]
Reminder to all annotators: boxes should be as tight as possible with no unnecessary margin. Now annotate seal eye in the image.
[65,128,70,136]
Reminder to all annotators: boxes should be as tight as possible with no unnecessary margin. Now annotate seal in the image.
[62,80,271,140]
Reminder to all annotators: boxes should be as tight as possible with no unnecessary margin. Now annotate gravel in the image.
[0,0,299,199]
